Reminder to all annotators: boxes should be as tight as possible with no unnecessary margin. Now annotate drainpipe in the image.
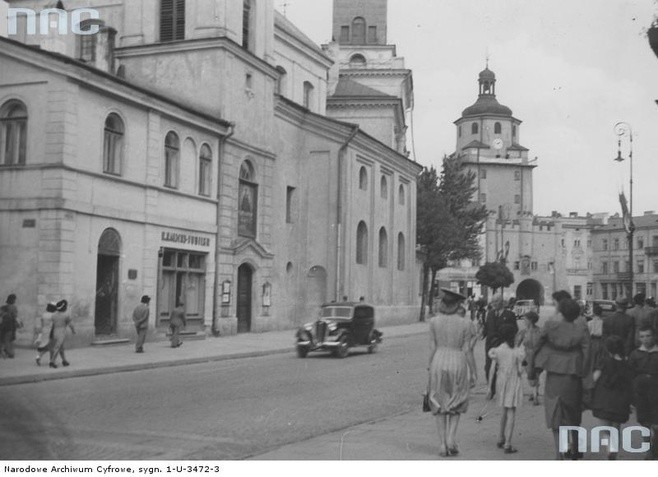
[336,125,359,301]
[212,122,236,336]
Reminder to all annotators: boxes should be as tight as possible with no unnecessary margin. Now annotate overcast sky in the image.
[279,0,658,218]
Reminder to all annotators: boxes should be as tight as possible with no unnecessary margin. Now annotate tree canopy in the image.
[475,261,515,293]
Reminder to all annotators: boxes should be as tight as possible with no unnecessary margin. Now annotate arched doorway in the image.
[516,279,545,306]
[95,228,121,335]
[237,263,253,333]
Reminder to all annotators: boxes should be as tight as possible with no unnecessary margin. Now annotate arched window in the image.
[380,175,388,199]
[164,132,180,188]
[512,125,517,137]
[0,100,27,166]
[238,160,258,238]
[471,122,479,135]
[458,125,462,138]
[242,0,252,50]
[398,184,405,205]
[199,144,212,196]
[356,221,368,265]
[303,81,314,109]
[276,66,287,95]
[494,122,502,134]
[397,233,406,270]
[350,54,366,67]
[160,0,186,42]
[378,227,388,268]
[103,113,124,175]
[359,166,368,190]
[351,17,366,44]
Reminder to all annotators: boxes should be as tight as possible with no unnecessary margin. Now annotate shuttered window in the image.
[160,0,185,42]
[243,0,252,50]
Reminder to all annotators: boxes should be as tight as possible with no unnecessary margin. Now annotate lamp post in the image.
[614,122,634,298]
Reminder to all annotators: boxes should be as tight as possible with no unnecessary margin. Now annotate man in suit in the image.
[603,296,635,356]
[132,295,150,353]
[483,295,518,398]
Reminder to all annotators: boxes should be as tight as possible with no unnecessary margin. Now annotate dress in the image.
[517,325,541,386]
[428,311,476,415]
[35,311,54,352]
[591,355,633,423]
[488,343,525,408]
[50,311,72,361]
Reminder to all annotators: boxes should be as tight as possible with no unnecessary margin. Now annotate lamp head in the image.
[614,150,624,162]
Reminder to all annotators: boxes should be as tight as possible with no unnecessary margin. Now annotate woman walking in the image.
[169,301,186,348]
[34,302,56,366]
[0,294,21,358]
[50,300,76,369]
[427,288,477,457]
[583,303,605,409]
[488,324,525,454]
[528,298,590,460]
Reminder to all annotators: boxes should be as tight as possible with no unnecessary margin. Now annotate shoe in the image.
[36,356,41,366]
[497,441,505,449]
[49,362,57,369]
[136,348,144,353]
[529,395,534,402]
[448,445,459,456]
[62,361,70,367]
[504,446,518,454]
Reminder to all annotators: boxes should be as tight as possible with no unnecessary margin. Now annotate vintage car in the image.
[295,302,383,358]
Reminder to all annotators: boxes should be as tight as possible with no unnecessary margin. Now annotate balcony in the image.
[566,268,590,276]
[645,246,658,256]
[617,272,631,280]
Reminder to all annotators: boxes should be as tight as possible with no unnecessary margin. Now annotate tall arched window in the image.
[238,160,258,238]
[303,81,314,109]
[103,113,124,175]
[494,122,502,134]
[397,233,406,270]
[356,221,368,265]
[0,100,27,166]
[242,0,252,50]
[471,122,479,135]
[350,54,366,67]
[199,144,212,196]
[380,175,388,199]
[276,66,287,96]
[398,184,405,205]
[160,0,186,42]
[351,17,366,44]
[164,131,180,188]
[512,125,517,137]
[378,227,388,268]
[359,166,368,190]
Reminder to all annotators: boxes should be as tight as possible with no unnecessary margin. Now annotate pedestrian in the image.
[0,294,21,359]
[34,301,57,366]
[528,298,590,460]
[49,299,75,368]
[628,325,658,459]
[169,301,186,348]
[583,303,605,409]
[426,288,477,457]
[603,296,635,357]
[133,295,150,353]
[516,310,541,404]
[482,295,518,399]
[488,324,524,454]
[590,335,633,460]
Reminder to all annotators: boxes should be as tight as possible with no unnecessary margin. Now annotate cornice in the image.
[274,30,333,69]
[340,69,411,78]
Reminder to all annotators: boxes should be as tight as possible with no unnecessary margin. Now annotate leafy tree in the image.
[475,261,515,294]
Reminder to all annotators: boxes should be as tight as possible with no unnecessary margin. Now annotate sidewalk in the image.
[0,322,428,387]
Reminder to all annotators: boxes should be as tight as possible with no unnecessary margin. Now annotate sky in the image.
[278,0,658,218]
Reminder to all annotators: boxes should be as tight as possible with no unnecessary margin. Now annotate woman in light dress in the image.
[34,301,57,366]
[427,288,477,457]
[49,299,76,369]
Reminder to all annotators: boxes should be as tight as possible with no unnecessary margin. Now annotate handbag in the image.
[422,392,431,412]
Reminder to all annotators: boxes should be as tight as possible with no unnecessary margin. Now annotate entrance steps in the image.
[165,331,207,341]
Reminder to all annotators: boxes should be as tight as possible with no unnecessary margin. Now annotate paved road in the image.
[0,334,430,460]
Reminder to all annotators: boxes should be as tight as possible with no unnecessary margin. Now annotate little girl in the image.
[488,324,525,454]
[516,311,541,404]
[591,335,633,460]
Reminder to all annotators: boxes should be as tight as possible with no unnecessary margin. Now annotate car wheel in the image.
[296,345,309,358]
[335,336,349,359]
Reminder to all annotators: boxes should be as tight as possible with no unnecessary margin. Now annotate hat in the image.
[615,297,629,309]
[440,288,467,302]
[141,295,151,303]
[46,301,57,313]
[56,299,68,312]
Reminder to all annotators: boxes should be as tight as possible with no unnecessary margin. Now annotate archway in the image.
[516,279,545,306]
[237,263,254,333]
[95,228,121,335]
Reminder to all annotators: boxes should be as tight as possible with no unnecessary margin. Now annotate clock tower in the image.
[454,65,536,220]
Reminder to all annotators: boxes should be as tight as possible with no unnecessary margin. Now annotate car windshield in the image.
[321,307,352,319]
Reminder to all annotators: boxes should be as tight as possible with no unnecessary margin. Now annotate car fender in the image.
[296,328,312,341]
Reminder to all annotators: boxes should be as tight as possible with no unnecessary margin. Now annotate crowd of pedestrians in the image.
[426,288,658,460]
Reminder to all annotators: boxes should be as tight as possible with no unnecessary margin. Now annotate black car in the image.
[295,302,383,358]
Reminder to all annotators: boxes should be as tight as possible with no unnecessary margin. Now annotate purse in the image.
[422,392,431,412]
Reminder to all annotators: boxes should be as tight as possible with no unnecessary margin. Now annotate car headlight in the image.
[327,322,337,332]
[304,323,313,331]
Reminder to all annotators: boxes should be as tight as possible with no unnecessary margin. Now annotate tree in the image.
[475,261,515,294]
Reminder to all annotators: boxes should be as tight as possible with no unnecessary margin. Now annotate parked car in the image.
[295,302,383,358]
[586,299,617,318]
[513,299,538,318]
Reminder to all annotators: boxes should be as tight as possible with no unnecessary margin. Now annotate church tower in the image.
[332,0,387,45]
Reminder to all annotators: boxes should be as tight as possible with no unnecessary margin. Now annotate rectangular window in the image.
[158,250,206,328]
[614,238,619,250]
[602,262,608,274]
[480,168,487,179]
[638,261,645,274]
[286,186,296,224]
[514,170,521,181]
[367,25,377,43]
[586,283,593,297]
[602,239,608,251]
[242,0,252,50]
[238,180,258,238]
[78,34,96,62]
[160,0,185,42]
[574,285,582,300]
[613,261,619,273]
[199,157,212,196]
[531,262,538,271]
[638,237,644,249]
[601,284,608,300]
[164,149,179,188]
[340,26,349,43]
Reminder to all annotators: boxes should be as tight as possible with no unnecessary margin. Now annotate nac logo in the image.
[559,426,651,454]
[7,7,100,36]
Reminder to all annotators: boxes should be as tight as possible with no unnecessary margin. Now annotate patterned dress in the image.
[488,343,525,408]
[428,311,476,415]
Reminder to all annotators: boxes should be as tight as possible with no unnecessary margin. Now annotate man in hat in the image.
[132,295,151,353]
[482,294,518,398]
[603,296,635,356]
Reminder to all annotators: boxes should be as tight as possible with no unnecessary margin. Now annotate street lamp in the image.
[614,121,635,298]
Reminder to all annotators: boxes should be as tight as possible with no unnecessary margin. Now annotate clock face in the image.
[492,138,504,150]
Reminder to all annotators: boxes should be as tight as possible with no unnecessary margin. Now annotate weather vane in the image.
[282,0,290,16]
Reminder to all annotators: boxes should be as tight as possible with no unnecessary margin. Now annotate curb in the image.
[0,328,426,387]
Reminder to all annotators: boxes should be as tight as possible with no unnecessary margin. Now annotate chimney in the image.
[77,19,117,74]
[569,212,578,218]
[322,41,340,96]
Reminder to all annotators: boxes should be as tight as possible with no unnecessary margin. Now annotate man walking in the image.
[169,301,186,348]
[482,295,518,398]
[132,295,150,353]
[603,296,635,356]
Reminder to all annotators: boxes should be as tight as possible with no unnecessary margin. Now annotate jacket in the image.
[132,303,150,330]
[531,319,591,378]
[603,311,634,356]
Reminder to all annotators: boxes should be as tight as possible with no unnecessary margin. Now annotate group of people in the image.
[132,295,187,352]
[426,288,658,460]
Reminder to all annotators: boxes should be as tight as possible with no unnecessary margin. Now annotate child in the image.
[591,336,633,460]
[516,311,541,404]
[488,324,525,454]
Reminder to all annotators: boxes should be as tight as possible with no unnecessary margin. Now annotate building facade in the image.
[0,0,422,347]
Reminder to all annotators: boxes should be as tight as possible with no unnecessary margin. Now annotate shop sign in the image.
[161,231,210,247]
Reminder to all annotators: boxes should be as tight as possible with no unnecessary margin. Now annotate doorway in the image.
[95,229,121,336]
[237,263,253,333]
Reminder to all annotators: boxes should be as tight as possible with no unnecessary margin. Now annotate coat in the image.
[531,318,591,378]
[132,303,150,330]
[603,311,634,356]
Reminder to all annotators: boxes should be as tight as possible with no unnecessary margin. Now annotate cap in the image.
[440,288,467,302]
[615,297,629,308]
[141,295,151,303]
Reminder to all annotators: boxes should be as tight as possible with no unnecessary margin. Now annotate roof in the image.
[593,214,658,232]
[462,95,513,118]
[479,67,496,81]
[332,78,393,98]
[462,140,490,149]
[274,10,326,56]
[507,143,529,151]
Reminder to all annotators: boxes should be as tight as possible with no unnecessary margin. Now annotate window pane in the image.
[162,251,175,267]
[189,254,203,270]
[177,253,188,268]
[238,181,258,237]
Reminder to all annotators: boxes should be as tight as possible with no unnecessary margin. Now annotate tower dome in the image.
[461,65,513,118]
